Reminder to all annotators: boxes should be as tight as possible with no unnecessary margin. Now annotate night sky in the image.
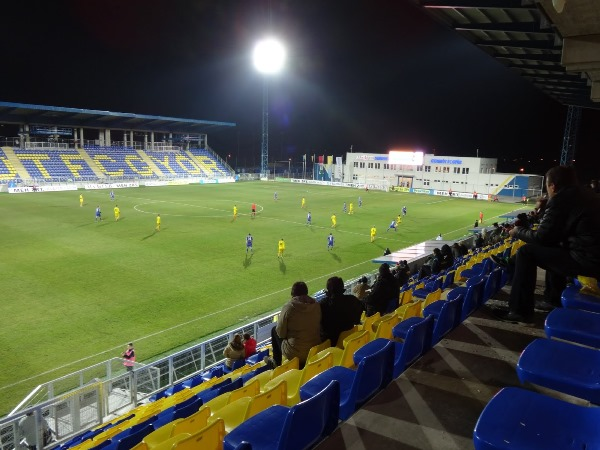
[1,0,598,182]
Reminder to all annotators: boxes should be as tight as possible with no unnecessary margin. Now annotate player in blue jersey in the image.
[306,211,312,226]
[327,233,334,251]
[358,196,362,207]
[95,206,102,222]
[386,219,397,232]
[342,202,347,213]
[110,190,115,201]
[402,205,407,216]
[274,191,278,201]
[246,233,253,253]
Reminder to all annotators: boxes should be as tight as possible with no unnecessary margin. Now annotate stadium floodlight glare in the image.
[253,38,286,75]
[253,37,286,177]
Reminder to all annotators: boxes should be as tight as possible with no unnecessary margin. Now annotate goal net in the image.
[363,179,390,192]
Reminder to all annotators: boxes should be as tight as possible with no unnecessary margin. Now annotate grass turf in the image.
[0,181,519,413]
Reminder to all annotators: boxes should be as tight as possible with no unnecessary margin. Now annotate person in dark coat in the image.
[363,263,399,317]
[493,166,600,324]
[320,276,364,346]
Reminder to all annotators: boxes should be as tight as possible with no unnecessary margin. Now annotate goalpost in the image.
[363,178,390,192]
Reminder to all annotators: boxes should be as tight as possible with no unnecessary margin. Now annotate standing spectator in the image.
[223,334,245,369]
[122,343,135,372]
[436,233,443,240]
[492,166,600,324]
[265,281,321,368]
[352,276,370,301]
[18,412,52,450]
[243,333,257,358]
[320,276,364,346]
[363,263,400,317]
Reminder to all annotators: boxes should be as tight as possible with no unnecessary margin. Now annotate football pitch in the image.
[0,181,518,413]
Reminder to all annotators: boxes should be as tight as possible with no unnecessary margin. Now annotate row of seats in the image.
[58,242,511,450]
[473,276,600,449]
[3,147,229,180]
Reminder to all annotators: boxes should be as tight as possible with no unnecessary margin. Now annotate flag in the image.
[311,155,315,162]
[327,155,333,165]
[318,155,324,164]
[303,154,306,162]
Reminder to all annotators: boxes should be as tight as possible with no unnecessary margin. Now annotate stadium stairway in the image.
[315,267,559,450]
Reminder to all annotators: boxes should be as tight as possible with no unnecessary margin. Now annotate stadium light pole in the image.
[253,38,286,179]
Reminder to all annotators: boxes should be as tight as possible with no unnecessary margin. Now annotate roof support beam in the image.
[456,23,553,34]
[477,39,559,50]
[422,0,537,10]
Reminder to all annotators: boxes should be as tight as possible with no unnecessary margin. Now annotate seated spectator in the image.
[383,247,391,256]
[320,276,364,346]
[451,243,462,260]
[439,244,454,271]
[352,276,370,301]
[363,263,400,316]
[418,248,441,280]
[473,233,484,249]
[242,333,257,358]
[223,334,245,369]
[492,165,600,324]
[265,281,321,368]
[393,260,411,287]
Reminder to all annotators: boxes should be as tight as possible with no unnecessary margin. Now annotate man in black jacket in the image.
[363,263,400,317]
[320,276,364,346]
[494,166,600,324]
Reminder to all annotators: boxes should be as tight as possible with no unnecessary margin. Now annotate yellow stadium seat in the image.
[335,325,360,349]
[171,419,225,450]
[396,301,422,321]
[272,357,299,379]
[263,353,333,405]
[421,289,442,316]
[249,369,274,390]
[172,407,211,437]
[228,378,260,403]
[400,289,413,306]
[360,312,381,333]
[149,434,191,450]
[306,339,331,362]
[371,314,400,340]
[309,330,369,369]
[207,397,252,434]
[247,380,288,419]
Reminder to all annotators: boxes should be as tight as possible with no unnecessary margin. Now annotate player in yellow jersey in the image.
[278,238,285,258]
[396,214,402,226]
[301,197,306,209]
[114,205,120,221]
[233,205,238,220]
[370,225,377,242]
[79,194,83,207]
[348,202,354,215]
[331,213,337,228]
[156,214,161,231]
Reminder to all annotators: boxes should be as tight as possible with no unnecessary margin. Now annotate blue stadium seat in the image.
[473,387,600,450]
[545,308,600,348]
[223,380,340,450]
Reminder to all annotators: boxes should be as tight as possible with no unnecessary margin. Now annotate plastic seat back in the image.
[360,312,381,333]
[460,278,485,321]
[172,419,225,450]
[393,315,434,377]
[247,379,288,418]
[279,380,340,450]
[306,339,331,362]
[338,330,370,368]
[421,289,442,315]
[399,289,413,306]
[371,314,400,340]
[228,378,260,403]
[351,340,395,405]
[428,295,463,345]
[336,325,360,348]
[172,407,211,437]
[272,357,299,379]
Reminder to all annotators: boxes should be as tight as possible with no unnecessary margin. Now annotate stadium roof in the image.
[0,101,236,134]
[413,0,600,110]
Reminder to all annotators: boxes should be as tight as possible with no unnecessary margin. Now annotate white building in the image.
[343,152,543,199]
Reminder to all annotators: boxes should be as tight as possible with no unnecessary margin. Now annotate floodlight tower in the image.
[253,38,286,178]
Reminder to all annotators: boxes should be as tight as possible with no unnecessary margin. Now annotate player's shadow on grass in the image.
[329,252,341,263]
[141,228,163,240]
[243,251,254,268]
[279,257,286,274]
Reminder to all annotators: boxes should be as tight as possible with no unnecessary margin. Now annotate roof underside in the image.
[413,0,600,110]
[0,101,236,134]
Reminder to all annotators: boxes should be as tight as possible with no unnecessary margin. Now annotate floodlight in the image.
[253,38,286,75]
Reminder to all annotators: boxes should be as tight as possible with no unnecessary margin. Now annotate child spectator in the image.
[243,333,257,358]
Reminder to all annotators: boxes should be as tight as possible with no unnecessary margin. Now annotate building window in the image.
[353,162,358,168]
[368,162,373,169]
[424,166,431,172]
[359,162,365,168]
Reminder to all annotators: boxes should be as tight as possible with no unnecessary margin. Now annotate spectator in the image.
[242,333,257,358]
[492,166,600,324]
[439,244,454,271]
[418,248,442,280]
[223,334,245,369]
[451,243,462,260]
[320,276,364,346]
[18,412,52,450]
[473,233,484,249]
[265,281,321,368]
[383,247,391,256]
[352,276,370,301]
[436,233,443,240]
[363,263,400,316]
[394,260,411,287]
[122,343,135,372]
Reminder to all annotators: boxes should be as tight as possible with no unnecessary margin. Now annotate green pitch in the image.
[0,182,519,413]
